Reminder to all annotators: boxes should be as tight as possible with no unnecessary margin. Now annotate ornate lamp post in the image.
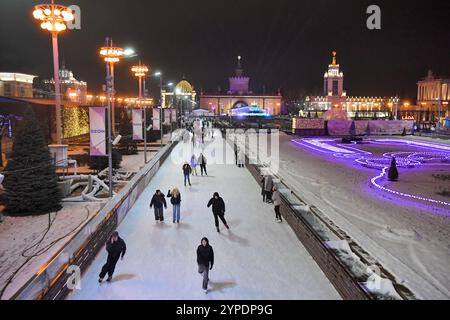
[99,39,124,197]
[32,1,74,145]
[131,63,149,163]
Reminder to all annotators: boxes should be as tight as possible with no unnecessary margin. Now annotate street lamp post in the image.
[394,96,400,120]
[32,1,74,145]
[100,38,124,198]
[131,63,149,164]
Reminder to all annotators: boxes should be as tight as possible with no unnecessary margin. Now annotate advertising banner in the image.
[153,108,161,131]
[164,108,171,124]
[89,107,106,156]
[132,109,143,140]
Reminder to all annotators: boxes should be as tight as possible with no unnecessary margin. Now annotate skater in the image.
[150,190,167,222]
[167,188,181,223]
[234,144,238,166]
[98,231,126,283]
[182,162,192,186]
[207,192,229,232]
[237,148,245,167]
[262,174,274,203]
[198,153,208,176]
[190,155,198,176]
[197,237,214,293]
[272,187,283,223]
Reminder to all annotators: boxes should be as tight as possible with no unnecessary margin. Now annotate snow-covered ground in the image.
[0,137,172,300]
[0,201,104,299]
[275,133,450,299]
[68,130,340,300]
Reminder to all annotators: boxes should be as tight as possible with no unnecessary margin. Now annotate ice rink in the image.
[68,130,339,300]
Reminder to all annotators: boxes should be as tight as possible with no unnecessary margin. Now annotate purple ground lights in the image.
[291,138,450,211]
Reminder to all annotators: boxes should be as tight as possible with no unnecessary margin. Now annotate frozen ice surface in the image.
[68,131,339,300]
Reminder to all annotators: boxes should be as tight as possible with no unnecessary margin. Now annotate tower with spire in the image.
[324,51,344,98]
[228,56,251,95]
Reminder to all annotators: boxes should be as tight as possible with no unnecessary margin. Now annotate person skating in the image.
[197,237,214,294]
[272,187,283,223]
[262,174,274,203]
[190,155,198,176]
[167,188,181,223]
[150,190,167,222]
[237,148,245,168]
[182,162,192,186]
[198,153,208,176]
[98,231,126,283]
[207,192,229,232]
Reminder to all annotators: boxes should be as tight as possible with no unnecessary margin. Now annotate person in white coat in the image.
[272,186,282,223]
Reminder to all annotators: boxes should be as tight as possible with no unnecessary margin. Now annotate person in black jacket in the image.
[197,237,214,293]
[150,190,167,222]
[182,162,192,186]
[98,231,126,283]
[167,188,181,223]
[207,192,229,232]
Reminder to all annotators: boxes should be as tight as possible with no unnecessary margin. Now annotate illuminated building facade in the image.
[414,70,450,125]
[0,73,37,98]
[199,57,282,116]
[43,64,87,104]
[305,52,394,119]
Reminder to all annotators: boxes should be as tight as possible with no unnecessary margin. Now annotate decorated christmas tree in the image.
[388,157,399,181]
[1,108,62,216]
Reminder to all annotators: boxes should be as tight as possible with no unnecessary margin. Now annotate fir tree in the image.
[1,108,62,216]
[388,157,399,181]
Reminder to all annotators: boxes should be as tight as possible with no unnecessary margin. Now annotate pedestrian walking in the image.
[98,231,126,283]
[198,153,208,176]
[150,190,167,222]
[272,187,283,223]
[197,237,214,294]
[167,188,181,223]
[207,192,229,232]
[262,175,274,203]
[183,162,192,186]
[190,155,198,176]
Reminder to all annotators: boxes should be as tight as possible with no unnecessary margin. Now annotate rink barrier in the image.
[12,140,179,300]
[229,138,372,300]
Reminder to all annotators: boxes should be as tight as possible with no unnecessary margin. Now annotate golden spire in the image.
[332,51,337,66]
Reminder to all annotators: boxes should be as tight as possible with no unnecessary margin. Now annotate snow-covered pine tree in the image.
[1,108,62,215]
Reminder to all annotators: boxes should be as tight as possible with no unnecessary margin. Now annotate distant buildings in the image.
[413,70,449,125]
[161,79,196,115]
[41,64,87,104]
[199,57,282,116]
[0,73,37,98]
[305,52,396,120]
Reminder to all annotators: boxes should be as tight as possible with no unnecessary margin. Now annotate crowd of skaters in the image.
[98,118,282,293]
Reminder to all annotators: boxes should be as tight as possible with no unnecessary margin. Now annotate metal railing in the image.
[11,140,178,300]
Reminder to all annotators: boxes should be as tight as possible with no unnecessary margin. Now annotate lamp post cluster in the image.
[32,1,74,145]
[131,63,149,163]
[31,1,177,199]
[99,38,124,197]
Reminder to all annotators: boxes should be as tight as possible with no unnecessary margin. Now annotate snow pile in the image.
[326,240,403,300]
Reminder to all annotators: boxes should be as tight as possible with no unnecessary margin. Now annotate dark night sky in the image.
[0,0,449,101]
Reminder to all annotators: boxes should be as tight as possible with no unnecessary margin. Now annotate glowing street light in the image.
[132,62,150,163]
[99,38,124,198]
[32,1,74,144]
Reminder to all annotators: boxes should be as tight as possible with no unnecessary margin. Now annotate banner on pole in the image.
[132,109,143,140]
[164,108,171,124]
[170,108,176,123]
[89,107,106,156]
[153,108,160,131]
